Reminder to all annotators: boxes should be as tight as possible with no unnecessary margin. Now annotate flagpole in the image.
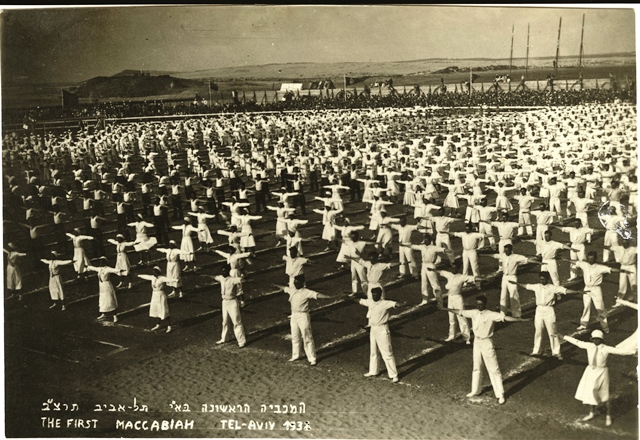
[525,23,530,79]
[469,68,472,97]
[579,13,585,74]
[343,75,347,101]
[554,17,562,78]
[208,80,212,105]
[509,23,514,76]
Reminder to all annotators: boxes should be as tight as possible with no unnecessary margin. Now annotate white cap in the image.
[591,330,605,340]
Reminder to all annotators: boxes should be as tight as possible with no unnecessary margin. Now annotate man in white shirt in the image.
[442,295,529,405]
[476,198,498,248]
[576,251,629,333]
[277,275,332,366]
[530,203,557,254]
[600,204,631,263]
[282,247,310,288]
[429,208,457,265]
[512,271,583,360]
[483,211,521,255]
[429,263,476,344]
[214,264,246,348]
[347,251,399,300]
[410,234,446,306]
[571,190,595,229]
[526,230,574,286]
[553,219,594,281]
[452,223,488,278]
[613,239,637,303]
[490,244,541,318]
[392,217,419,278]
[513,187,537,237]
[355,286,407,383]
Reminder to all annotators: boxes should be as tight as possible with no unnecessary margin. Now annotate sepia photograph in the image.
[1,4,638,439]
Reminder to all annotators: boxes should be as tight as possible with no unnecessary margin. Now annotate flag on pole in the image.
[208,80,218,91]
[62,89,79,107]
[470,74,480,83]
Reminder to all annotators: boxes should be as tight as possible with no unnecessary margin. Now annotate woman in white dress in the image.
[67,228,93,280]
[87,257,123,322]
[107,234,136,289]
[157,241,189,298]
[488,181,516,212]
[188,208,217,252]
[237,209,262,254]
[138,266,177,333]
[128,214,157,265]
[4,243,27,300]
[267,203,295,247]
[41,251,73,311]
[313,205,343,251]
[399,178,416,207]
[440,177,465,217]
[172,218,199,272]
[560,330,636,427]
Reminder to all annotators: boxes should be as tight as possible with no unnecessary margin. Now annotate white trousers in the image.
[533,306,559,355]
[535,225,549,254]
[581,286,609,331]
[351,263,367,294]
[500,274,521,318]
[518,212,533,236]
[421,265,442,303]
[436,233,455,265]
[541,259,560,286]
[569,244,586,279]
[368,324,398,379]
[618,265,637,296]
[290,312,316,363]
[479,222,496,246]
[448,295,470,340]
[603,231,619,263]
[221,299,246,346]
[461,250,479,278]
[398,246,417,275]
[471,338,504,399]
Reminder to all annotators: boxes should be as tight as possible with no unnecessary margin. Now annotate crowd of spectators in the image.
[3,86,635,127]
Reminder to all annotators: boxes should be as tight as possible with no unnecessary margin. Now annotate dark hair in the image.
[476,295,488,306]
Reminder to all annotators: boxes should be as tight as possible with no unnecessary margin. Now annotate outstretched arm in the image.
[504,316,532,322]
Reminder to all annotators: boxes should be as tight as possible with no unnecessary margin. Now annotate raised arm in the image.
[215,250,231,259]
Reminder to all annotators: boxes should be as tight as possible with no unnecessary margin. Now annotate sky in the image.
[0,5,636,84]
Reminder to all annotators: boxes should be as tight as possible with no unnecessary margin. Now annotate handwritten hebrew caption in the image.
[39,399,311,432]
[209,402,310,431]
[40,398,197,432]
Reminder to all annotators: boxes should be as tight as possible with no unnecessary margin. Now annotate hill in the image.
[170,52,635,80]
[72,73,202,99]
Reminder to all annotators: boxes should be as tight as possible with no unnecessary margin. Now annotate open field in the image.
[3,105,638,438]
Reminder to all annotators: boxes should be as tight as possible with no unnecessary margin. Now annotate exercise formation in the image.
[3,101,638,426]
